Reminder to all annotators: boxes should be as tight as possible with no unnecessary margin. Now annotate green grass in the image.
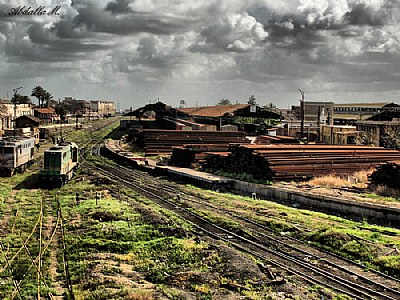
[2,118,396,298]
[181,185,400,277]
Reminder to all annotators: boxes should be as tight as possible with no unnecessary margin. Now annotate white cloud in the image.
[0,0,399,107]
[298,0,350,26]
[191,13,268,53]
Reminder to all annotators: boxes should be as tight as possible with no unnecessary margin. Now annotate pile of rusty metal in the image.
[202,144,400,181]
[254,135,300,144]
[170,144,233,167]
[370,160,400,189]
[137,129,249,156]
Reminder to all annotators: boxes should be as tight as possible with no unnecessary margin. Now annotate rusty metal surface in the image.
[203,144,400,181]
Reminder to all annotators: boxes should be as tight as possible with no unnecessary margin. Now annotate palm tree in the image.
[43,91,53,108]
[31,86,46,107]
[11,94,31,104]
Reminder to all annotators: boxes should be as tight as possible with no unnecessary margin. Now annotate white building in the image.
[90,100,116,117]
[0,101,35,130]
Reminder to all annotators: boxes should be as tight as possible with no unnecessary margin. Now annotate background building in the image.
[0,100,35,130]
[334,102,400,124]
[90,100,116,117]
[356,120,400,147]
[319,125,359,145]
[292,101,334,123]
[64,97,90,116]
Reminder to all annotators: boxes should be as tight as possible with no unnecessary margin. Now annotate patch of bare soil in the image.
[46,214,65,298]
[82,253,164,298]
[166,239,318,299]
[213,243,267,282]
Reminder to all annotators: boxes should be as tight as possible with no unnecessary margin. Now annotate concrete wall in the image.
[231,180,400,227]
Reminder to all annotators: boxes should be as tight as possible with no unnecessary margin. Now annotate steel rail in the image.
[82,145,400,299]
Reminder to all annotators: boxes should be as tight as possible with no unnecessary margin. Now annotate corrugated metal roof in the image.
[35,107,55,113]
[16,115,41,123]
[334,103,391,108]
[177,104,250,117]
[333,113,374,120]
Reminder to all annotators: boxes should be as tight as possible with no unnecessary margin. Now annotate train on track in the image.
[0,136,36,176]
[40,141,80,186]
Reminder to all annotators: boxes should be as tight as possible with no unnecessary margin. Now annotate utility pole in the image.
[298,89,305,137]
[12,86,23,134]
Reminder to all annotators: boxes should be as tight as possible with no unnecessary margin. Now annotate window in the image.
[3,147,13,154]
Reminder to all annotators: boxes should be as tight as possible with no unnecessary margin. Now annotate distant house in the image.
[177,104,280,131]
[365,103,400,122]
[320,125,359,145]
[291,101,334,124]
[0,101,35,130]
[7,115,41,144]
[356,120,400,147]
[34,107,59,124]
[64,97,90,116]
[15,115,40,128]
[178,104,251,119]
[334,102,400,124]
[90,100,116,117]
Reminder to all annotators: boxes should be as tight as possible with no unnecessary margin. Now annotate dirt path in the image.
[45,211,64,299]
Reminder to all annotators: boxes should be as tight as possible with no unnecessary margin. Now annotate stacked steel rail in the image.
[169,144,232,167]
[137,129,249,156]
[202,144,400,181]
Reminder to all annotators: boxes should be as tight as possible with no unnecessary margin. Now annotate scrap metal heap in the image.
[202,144,400,181]
[170,143,244,167]
[370,160,400,189]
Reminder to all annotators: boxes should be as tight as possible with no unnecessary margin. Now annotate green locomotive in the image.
[40,141,79,185]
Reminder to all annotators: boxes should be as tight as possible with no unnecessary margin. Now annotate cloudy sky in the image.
[0,0,399,109]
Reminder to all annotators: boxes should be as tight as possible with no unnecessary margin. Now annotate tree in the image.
[382,125,400,150]
[31,86,46,107]
[217,99,232,106]
[248,95,256,105]
[55,101,68,121]
[356,131,373,145]
[43,91,54,108]
[11,94,31,104]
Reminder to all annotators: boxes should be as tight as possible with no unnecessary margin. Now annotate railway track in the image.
[82,143,400,300]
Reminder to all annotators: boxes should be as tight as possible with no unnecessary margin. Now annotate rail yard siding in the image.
[231,180,400,226]
[103,139,399,226]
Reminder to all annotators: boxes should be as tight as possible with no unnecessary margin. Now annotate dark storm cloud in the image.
[28,24,110,52]
[136,37,166,68]
[345,4,384,26]
[345,1,400,26]
[105,0,133,14]
[1,0,400,106]
[72,0,191,36]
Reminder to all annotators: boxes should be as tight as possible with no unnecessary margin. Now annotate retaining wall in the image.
[231,180,400,227]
